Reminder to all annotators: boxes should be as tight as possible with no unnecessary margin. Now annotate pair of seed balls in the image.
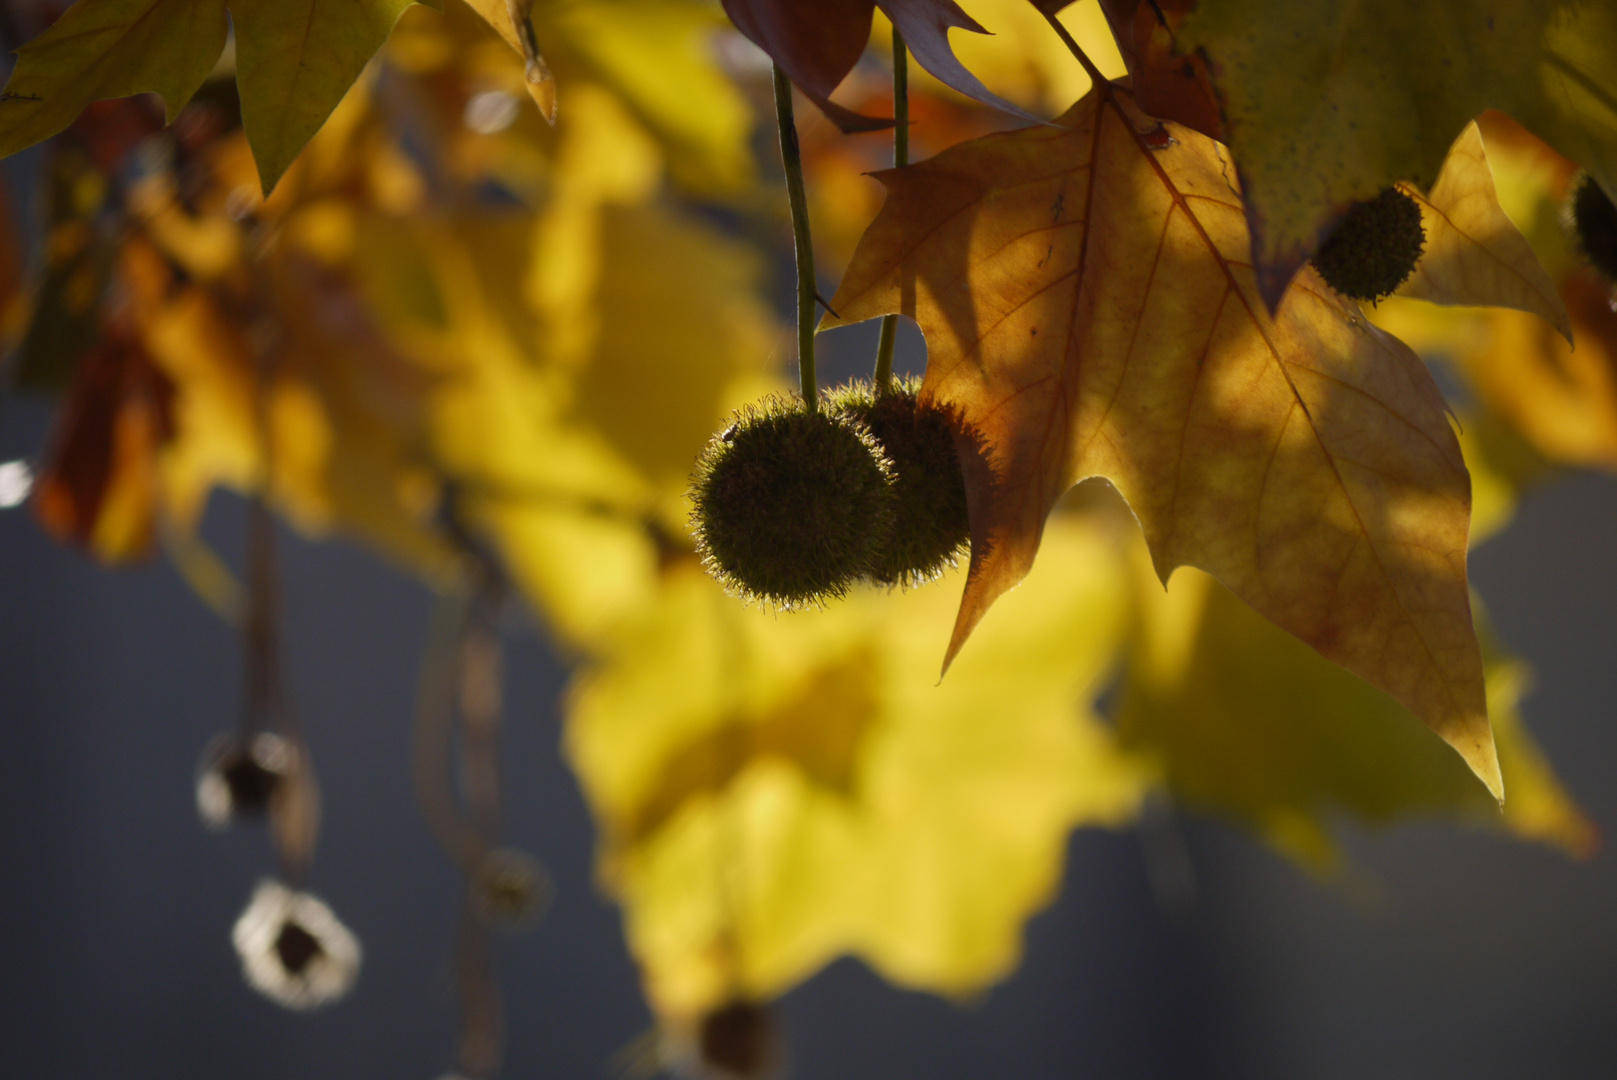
[691,379,970,607]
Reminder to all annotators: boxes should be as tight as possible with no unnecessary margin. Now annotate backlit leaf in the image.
[827,87,1501,797]
[1116,549,1595,871]
[567,516,1146,1019]
[0,0,228,159]
[1179,0,1617,309]
[230,0,425,192]
[1396,122,1571,340]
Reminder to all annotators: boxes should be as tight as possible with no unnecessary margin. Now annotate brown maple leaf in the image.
[722,0,1037,131]
[826,81,1502,797]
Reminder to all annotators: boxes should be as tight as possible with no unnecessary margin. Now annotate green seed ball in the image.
[690,397,895,607]
[1310,186,1427,302]
[829,379,970,586]
[1571,172,1617,282]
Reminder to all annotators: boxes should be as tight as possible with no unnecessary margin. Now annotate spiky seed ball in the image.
[1310,186,1427,301]
[829,378,970,586]
[690,397,894,607]
[1571,172,1617,281]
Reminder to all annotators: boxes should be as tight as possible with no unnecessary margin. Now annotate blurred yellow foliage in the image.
[5,0,1600,1040]
[568,516,1147,1018]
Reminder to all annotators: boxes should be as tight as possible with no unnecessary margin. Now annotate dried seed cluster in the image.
[1311,186,1427,301]
[689,383,972,606]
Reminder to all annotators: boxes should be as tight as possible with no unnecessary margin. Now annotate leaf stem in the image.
[874,30,909,395]
[773,64,819,411]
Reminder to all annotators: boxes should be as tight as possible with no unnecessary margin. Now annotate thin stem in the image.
[874,30,910,395]
[1042,8,1109,90]
[773,64,818,411]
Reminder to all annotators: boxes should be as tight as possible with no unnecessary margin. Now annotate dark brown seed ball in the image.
[829,378,970,586]
[690,397,894,607]
[1571,172,1617,281]
[1311,186,1427,301]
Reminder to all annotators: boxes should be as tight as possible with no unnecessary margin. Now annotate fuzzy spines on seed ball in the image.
[690,397,895,607]
[829,378,970,586]
[1571,172,1617,281]
[1310,186,1427,301]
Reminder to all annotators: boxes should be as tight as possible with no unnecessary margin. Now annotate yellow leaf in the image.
[1116,547,1594,872]
[827,88,1501,798]
[229,0,428,192]
[458,0,754,193]
[567,516,1146,1019]
[0,0,228,159]
[1396,122,1571,340]
[1371,120,1617,475]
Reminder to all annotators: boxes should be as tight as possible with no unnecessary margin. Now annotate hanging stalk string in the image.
[772,64,819,411]
[873,30,909,395]
[242,495,282,735]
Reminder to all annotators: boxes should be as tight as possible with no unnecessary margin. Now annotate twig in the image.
[772,64,819,411]
[874,30,910,395]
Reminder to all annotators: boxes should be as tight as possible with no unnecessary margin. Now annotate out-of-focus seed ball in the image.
[196,731,295,827]
[470,847,551,932]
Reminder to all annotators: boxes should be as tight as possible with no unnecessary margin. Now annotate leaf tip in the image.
[1467,729,1505,805]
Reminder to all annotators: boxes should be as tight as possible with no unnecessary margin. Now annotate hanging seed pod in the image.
[1571,172,1617,281]
[1310,186,1427,301]
[697,1001,778,1079]
[662,1000,781,1080]
[469,847,551,932]
[829,378,970,586]
[231,879,361,1010]
[195,731,295,827]
[690,396,895,607]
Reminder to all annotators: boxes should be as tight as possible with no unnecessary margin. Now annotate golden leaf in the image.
[1116,548,1594,872]
[567,516,1146,1019]
[1397,122,1571,339]
[827,88,1501,796]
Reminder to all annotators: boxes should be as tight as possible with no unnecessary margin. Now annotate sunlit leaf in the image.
[1179,0,1617,308]
[568,516,1146,1019]
[1397,122,1571,340]
[458,0,754,192]
[827,87,1501,797]
[1116,548,1594,871]
[0,0,228,161]
[230,0,427,192]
